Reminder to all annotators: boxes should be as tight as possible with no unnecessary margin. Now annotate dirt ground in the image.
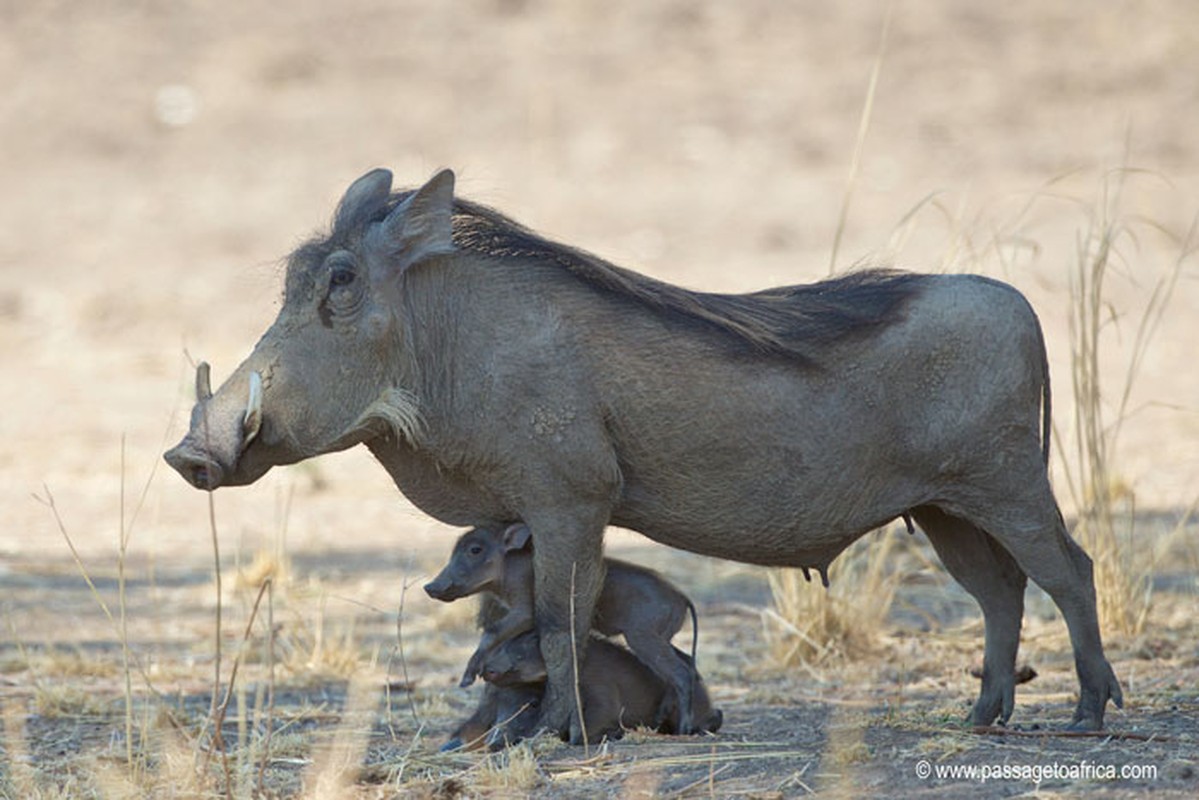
[2,1,1198,797]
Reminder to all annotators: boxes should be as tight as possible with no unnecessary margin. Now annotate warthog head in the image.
[165,168,452,489]
[423,524,531,602]
[481,631,548,687]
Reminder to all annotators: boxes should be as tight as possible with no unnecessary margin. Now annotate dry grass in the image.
[275,598,365,684]
[32,685,114,719]
[829,5,892,276]
[9,449,381,799]
[762,526,904,672]
[16,647,120,680]
[1059,163,1194,638]
[234,548,291,594]
[473,742,543,794]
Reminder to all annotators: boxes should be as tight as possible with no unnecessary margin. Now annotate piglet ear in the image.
[380,168,455,271]
[502,523,532,552]
[334,168,393,235]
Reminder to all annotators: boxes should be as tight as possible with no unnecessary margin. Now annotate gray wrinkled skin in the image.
[165,168,1122,739]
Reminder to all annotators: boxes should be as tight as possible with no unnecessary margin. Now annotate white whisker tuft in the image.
[353,387,424,443]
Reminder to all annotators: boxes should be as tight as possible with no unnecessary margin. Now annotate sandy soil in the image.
[1,1,1198,797]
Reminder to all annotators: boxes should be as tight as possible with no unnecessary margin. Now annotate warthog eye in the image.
[468,544,484,556]
[319,260,362,326]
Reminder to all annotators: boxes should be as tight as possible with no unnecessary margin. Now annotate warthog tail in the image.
[1034,307,1052,468]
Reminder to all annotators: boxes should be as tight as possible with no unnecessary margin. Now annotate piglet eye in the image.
[330,267,355,287]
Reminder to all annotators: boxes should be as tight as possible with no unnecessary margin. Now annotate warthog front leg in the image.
[441,683,500,752]
[460,612,536,687]
[525,506,608,744]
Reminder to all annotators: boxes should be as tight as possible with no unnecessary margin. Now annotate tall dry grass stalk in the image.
[828,4,891,276]
[34,482,166,745]
[762,527,903,671]
[30,443,211,796]
[256,578,277,796]
[117,438,136,773]
[1060,165,1191,637]
[385,570,424,734]
[569,561,590,756]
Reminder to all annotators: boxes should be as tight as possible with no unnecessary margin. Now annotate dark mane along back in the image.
[389,190,927,366]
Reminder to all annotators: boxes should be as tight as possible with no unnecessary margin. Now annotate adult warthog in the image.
[165,168,1122,739]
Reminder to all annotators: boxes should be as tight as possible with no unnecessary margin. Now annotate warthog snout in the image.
[164,446,224,490]
[164,363,266,491]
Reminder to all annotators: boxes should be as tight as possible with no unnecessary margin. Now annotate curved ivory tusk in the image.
[243,370,263,445]
[195,361,213,402]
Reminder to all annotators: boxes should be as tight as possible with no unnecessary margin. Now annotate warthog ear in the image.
[380,168,455,271]
[334,168,394,235]
[502,523,532,552]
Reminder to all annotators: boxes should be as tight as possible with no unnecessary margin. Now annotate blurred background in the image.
[1,0,1197,569]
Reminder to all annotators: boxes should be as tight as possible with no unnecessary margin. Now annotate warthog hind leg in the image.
[912,505,1026,726]
[946,468,1123,731]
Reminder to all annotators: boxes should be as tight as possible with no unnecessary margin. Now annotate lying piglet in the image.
[425,523,706,733]
[480,630,722,747]
[440,682,542,752]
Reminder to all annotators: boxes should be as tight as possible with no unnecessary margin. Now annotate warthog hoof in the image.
[1067,662,1124,731]
[1068,692,1124,732]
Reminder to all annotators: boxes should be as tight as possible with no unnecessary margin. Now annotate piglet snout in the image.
[424,578,453,601]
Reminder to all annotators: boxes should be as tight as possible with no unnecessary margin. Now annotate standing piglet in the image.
[425,523,703,733]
